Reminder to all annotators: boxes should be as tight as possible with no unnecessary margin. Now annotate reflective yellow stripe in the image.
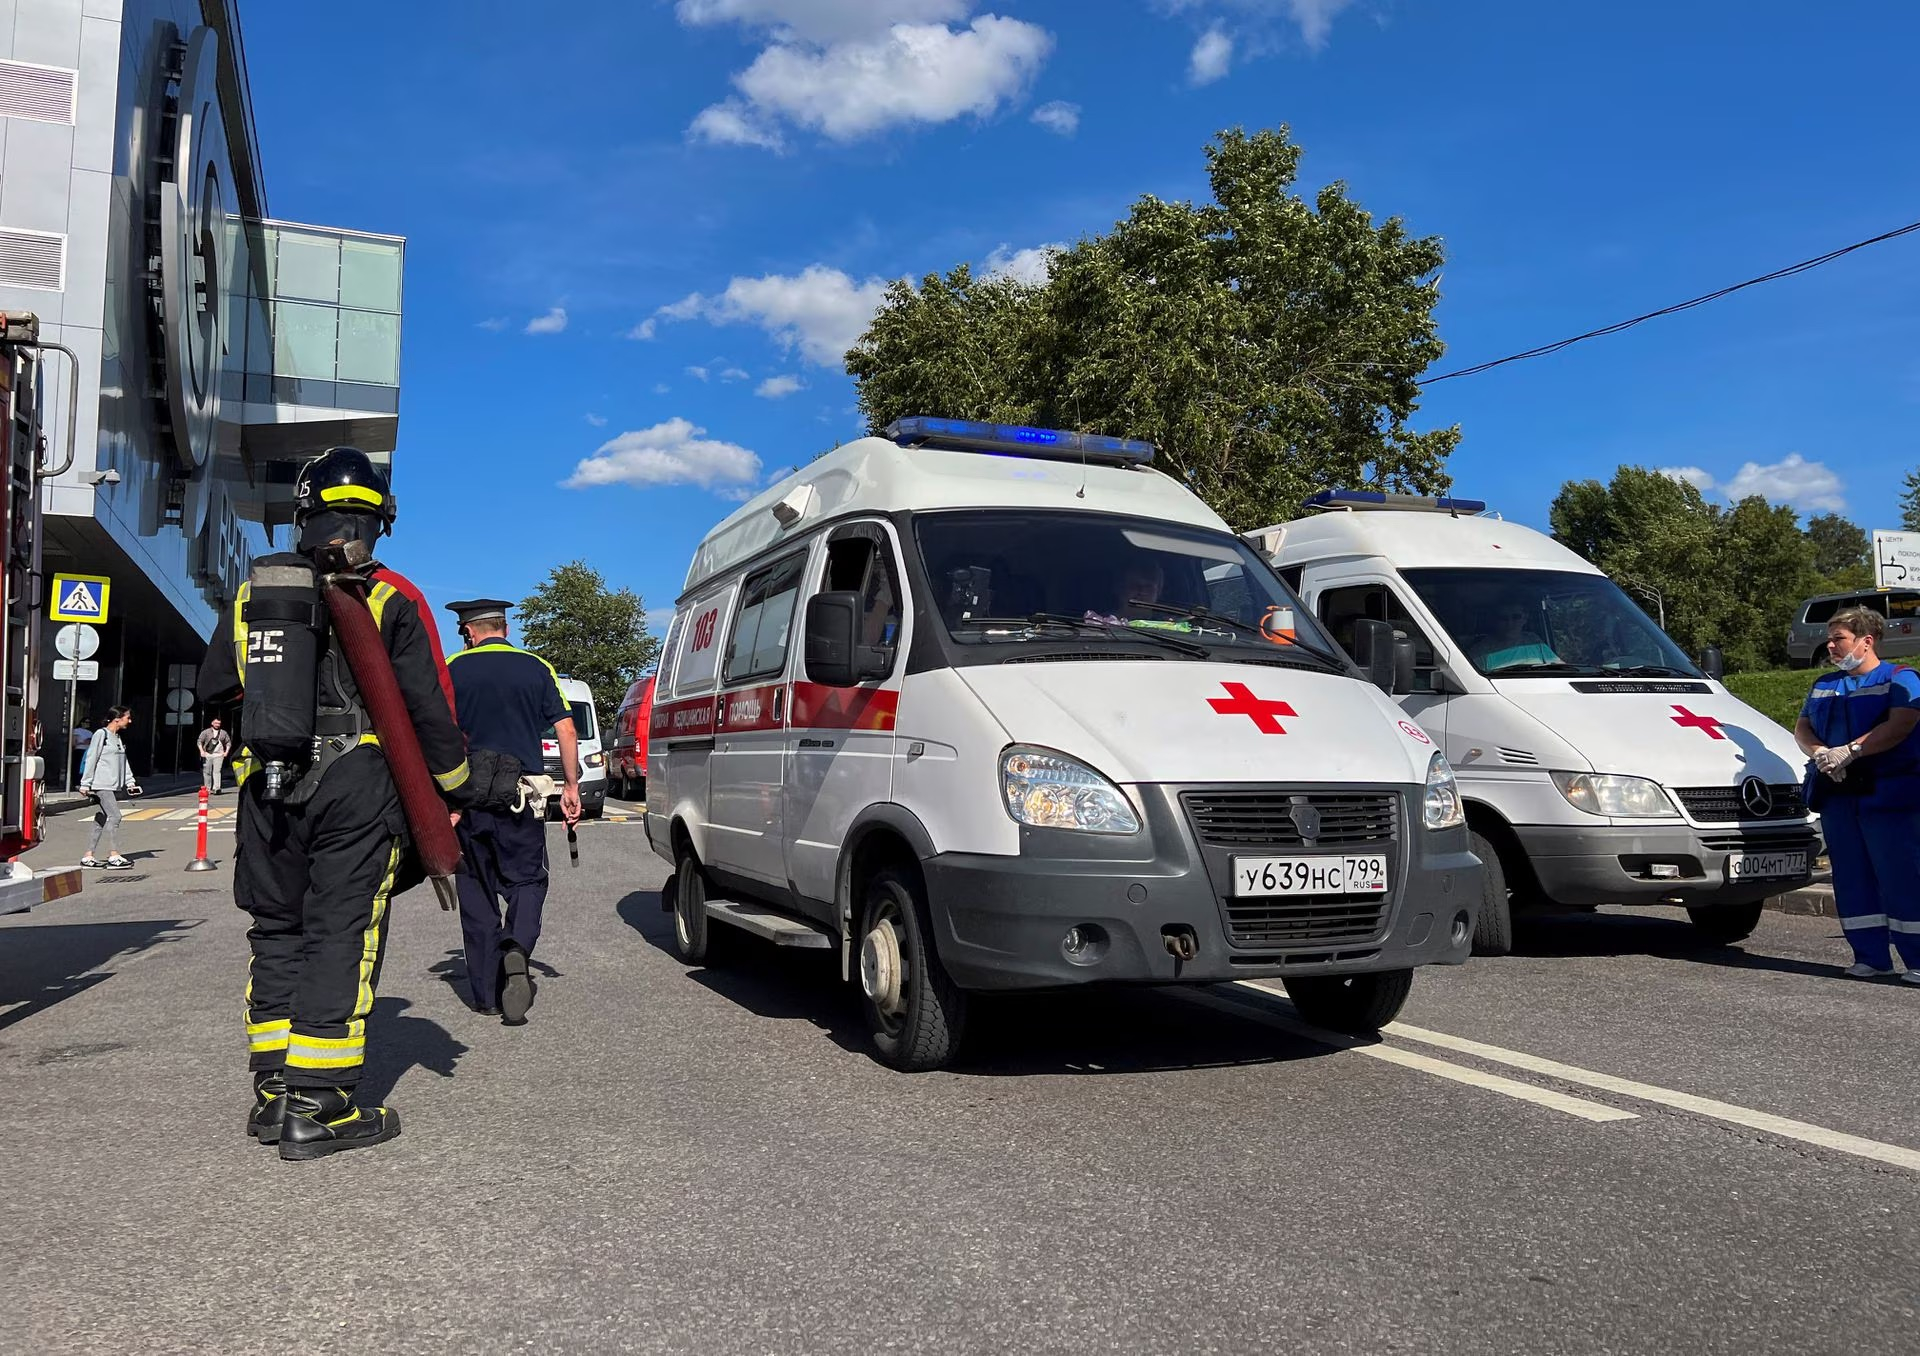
[232,581,252,682]
[359,733,381,748]
[286,1050,363,1070]
[435,759,470,792]
[354,842,402,1023]
[247,1018,290,1052]
[320,484,384,508]
[368,580,398,629]
[289,1024,364,1051]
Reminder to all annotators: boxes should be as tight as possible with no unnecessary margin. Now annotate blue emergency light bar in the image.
[885,416,1155,467]
[1304,488,1488,515]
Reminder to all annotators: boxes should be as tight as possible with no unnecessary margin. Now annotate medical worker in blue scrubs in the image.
[1795,605,1920,982]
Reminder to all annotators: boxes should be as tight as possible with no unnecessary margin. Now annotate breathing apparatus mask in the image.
[298,508,384,561]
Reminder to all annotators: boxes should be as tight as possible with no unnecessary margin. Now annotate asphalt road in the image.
[3,791,1916,1354]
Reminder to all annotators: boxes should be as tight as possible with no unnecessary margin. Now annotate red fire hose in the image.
[322,578,462,910]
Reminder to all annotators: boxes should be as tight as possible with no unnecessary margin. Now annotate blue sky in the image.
[239,0,1920,642]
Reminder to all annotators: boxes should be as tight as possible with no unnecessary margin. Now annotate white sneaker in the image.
[1902,971,1920,986]
[1845,962,1895,979]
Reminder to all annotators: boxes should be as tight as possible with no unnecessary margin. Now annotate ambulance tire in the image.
[672,852,715,965]
[1284,968,1414,1036]
[860,868,967,1072]
[1468,829,1514,957]
[1685,900,1764,946]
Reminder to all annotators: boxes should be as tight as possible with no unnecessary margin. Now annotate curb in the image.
[1766,883,1836,919]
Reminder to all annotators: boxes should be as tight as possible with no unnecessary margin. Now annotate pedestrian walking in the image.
[444,598,581,1025]
[1794,603,1920,982]
[198,446,472,1161]
[79,705,139,869]
[196,717,231,793]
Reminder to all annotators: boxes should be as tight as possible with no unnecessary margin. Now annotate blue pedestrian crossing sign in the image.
[49,573,110,624]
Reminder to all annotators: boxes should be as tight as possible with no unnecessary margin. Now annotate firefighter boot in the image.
[277,1086,401,1161]
[247,1069,288,1144]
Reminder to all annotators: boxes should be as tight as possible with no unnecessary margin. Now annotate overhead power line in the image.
[1423,218,1920,384]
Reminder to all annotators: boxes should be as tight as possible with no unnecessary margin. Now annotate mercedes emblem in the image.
[1739,777,1774,818]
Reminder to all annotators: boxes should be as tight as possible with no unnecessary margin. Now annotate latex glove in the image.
[1820,743,1859,775]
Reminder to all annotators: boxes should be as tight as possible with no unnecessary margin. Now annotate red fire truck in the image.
[1,311,83,916]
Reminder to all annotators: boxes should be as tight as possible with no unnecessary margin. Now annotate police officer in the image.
[444,599,580,1024]
[198,447,472,1161]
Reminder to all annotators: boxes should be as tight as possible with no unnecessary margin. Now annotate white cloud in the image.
[625,318,657,341]
[1189,25,1233,83]
[565,418,764,493]
[982,242,1063,287]
[477,316,509,332]
[525,307,569,335]
[1163,0,1357,52]
[1661,455,1846,513]
[686,365,711,381]
[687,14,1054,147]
[1031,100,1080,136]
[720,366,751,382]
[655,265,896,366]
[585,413,608,428]
[676,0,970,43]
[756,374,804,399]
[653,382,672,395]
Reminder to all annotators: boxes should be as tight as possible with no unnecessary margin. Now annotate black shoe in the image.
[277,1086,401,1161]
[247,1070,287,1144]
[476,1006,501,1018]
[501,948,534,1025]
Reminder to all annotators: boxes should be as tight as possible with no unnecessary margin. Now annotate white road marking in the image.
[1182,987,1635,1123]
[1378,1016,1920,1174]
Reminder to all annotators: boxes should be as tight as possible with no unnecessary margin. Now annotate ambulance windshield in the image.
[1401,567,1701,678]
[912,510,1339,659]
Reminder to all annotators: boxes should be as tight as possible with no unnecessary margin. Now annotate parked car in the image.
[1786,588,1920,666]
[608,674,654,800]
[540,677,606,819]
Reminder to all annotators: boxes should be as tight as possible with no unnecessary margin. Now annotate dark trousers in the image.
[235,746,405,1089]
[456,805,550,1009]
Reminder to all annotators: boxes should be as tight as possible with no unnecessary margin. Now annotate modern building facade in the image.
[0,0,401,782]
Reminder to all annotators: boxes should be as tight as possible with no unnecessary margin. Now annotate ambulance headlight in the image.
[1550,771,1678,818]
[1423,751,1465,830]
[1000,747,1140,834]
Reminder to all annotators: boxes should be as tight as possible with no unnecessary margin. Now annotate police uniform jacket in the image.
[446,638,571,774]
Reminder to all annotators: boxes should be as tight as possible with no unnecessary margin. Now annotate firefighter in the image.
[444,598,580,1025]
[198,447,472,1161]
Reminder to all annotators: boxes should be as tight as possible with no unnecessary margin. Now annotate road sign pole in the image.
[63,667,77,793]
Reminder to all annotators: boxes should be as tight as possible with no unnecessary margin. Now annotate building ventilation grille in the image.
[0,229,66,291]
[0,61,77,124]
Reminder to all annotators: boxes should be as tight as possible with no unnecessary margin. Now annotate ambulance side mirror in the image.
[1352,619,1403,695]
[804,591,891,688]
[1701,645,1725,681]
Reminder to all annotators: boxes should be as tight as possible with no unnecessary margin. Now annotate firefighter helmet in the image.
[292,447,396,535]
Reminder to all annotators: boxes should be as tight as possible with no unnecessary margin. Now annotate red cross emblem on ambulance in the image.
[1208,681,1297,735]
[1669,705,1726,740]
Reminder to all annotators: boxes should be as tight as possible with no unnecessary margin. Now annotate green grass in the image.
[1722,667,1819,731]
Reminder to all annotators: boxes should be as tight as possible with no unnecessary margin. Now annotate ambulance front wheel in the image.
[859,868,967,1072]
[672,851,715,964]
[1686,900,1764,946]
[1284,968,1414,1036]
[1468,829,1514,957]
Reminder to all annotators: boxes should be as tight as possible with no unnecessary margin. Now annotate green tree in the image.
[517,561,659,717]
[847,126,1460,529]
[1804,511,1871,590]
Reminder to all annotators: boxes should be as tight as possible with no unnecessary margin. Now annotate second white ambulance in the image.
[1255,490,1818,954]
[647,419,1483,1070]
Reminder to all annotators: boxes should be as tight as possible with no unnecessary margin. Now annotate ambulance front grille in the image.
[1182,791,1398,849]
[1674,784,1806,823]
[1222,897,1389,948]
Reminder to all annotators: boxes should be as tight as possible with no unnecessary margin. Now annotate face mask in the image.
[1836,650,1866,673]
[297,508,383,556]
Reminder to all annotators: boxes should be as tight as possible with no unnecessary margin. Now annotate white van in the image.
[542,676,606,819]
[648,418,1483,1071]
[1255,490,1817,954]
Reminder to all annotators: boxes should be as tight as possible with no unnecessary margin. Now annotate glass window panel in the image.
[275,230,339,304]
[337,310,399,385]
[245,296,273,375]
[339,239,402,312]
[273,300,338,380]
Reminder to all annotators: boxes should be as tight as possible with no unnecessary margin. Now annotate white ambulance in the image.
[1254,490,1818,954]
[647,419,1483,1071]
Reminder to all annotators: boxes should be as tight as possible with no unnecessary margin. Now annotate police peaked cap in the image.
[293,447,397,531]
[446,598,513,625]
